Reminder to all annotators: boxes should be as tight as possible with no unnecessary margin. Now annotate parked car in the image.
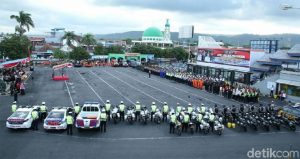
[6,106,40,129]
[75,102,101,130]
[43,107,72,131]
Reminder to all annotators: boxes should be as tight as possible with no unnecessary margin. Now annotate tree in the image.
[62,31,76,48]
[0,34,31,60]
[10,11,35,36]
[53,49,67,60]
[94,44,105,55]
[171,47,188,61]
[105,45,123,54]
[81,33,97,52]
[123,38,132,45]
[69,47,90,60]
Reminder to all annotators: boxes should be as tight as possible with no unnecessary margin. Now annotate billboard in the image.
[197,48,250,67]
[179,25,194,39]
[250,40,278,53]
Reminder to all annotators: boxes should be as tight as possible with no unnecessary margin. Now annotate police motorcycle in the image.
[125,105,135,125]
[222,105,231,125]
[247,113,259,131]
[153,108,163,124]
[256,113,270,131]
[236,113,249,132]
[266,113,281,130]
[278,115,296,131]
[140,106,149,125]
[111,105,120,124]
[189,111,197,134]
[214,115,225,135]
[200,112,210,134]
[175,112,183,136]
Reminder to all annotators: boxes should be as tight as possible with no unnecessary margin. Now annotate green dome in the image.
[143,27,163,37]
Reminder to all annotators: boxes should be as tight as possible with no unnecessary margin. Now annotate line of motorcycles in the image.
[222,105,297,132]
[108,105,225,136]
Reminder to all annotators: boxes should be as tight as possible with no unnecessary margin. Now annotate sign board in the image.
[179,25,194,39]
[52,63,73,70]
[197,48,250,67]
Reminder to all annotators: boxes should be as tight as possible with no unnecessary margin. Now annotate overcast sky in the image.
[1,0,300,35]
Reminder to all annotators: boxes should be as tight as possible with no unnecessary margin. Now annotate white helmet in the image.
[201,103,204,106]
[177,103,180,105]
[120,101,123,104]
[106,100,110,103]
[42,102,46,105]
[13,101,17,104]
[136,101,140,104]
[75,102,79,105]
[188,103,192,106]
[152,102,155,105]
[164,102,167,104]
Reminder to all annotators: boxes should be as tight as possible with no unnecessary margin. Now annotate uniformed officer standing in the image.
[74,102,81,119]
[66,112,74,135]
[183,112,190,133]
[209,113,215,132]
[100,109,107,133]
[176,103,182,115]
[135,101,141,121]
[200,103,206,115]
[119,101,125,121]
[11,101,17,113]
[40,102,47,121]
[150,102,157,122]
[31,108,39,130]
[105,100,111,121]
[162,102,169,122]
[187,103,193,119]
[169,112,176,134]
[195,113,203,133]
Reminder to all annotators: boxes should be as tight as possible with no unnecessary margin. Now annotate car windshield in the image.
[48,111,64,118]
[11,111,29,118]
[82,106,99,112]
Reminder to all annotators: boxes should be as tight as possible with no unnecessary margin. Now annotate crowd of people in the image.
[143,63,260,104]
[0,64,29,100]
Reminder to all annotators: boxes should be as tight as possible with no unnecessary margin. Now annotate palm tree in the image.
[62,31,76,49]
[81,33,97,52]
[10,11,35,36]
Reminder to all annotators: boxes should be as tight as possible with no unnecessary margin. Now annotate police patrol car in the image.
[43,107,72,130]
[6,106,40,129]
[75,102,101,130]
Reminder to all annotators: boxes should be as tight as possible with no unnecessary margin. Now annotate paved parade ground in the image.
[0,66,299,159]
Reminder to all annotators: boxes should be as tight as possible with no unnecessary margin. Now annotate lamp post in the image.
[281,4,300,10]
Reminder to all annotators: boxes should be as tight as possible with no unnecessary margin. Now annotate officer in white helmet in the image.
[150,102,157,122]
[105,100,111,121]
[135,101,141,121]
[119,101,125,121]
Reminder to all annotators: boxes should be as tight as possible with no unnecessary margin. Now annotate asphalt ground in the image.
[0,66,299,159]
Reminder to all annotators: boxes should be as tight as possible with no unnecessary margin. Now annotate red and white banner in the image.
[0,57,30,69]
[52,63,73,70]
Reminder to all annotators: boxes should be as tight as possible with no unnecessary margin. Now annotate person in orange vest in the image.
[192,79,196,88]
[199,79,203,90]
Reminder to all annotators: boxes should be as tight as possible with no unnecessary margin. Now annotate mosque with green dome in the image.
[132,19,173,48]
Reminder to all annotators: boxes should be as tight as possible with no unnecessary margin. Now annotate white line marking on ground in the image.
[114,69,192,105]
[90,71,135,105]
[102,70,163,104]
[65,80,74,107]
[76,70,105,104]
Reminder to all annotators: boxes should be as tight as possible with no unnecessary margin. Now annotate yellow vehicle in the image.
[277,104,300,122]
